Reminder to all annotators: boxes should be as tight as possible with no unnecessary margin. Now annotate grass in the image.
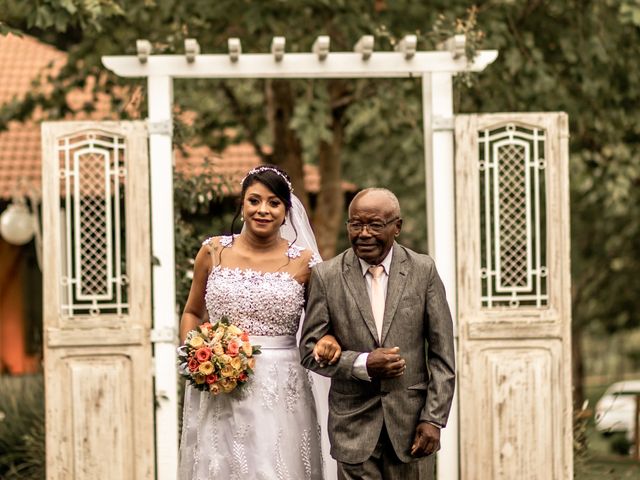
[0,374,45,480]
[579,455,640,479]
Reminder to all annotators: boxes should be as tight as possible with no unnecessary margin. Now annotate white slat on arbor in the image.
[41,121,154,480]
[455,113,572,479]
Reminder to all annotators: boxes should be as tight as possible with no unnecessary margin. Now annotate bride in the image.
[178,165,339,480]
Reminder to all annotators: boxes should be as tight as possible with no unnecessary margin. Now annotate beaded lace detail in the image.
[205,266,305,336]
[203,235,321,335]
[203,235,321,268]
[308,253,322,268]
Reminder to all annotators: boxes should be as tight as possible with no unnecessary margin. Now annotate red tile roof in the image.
[0,34,65,105]
[0,34,355,200]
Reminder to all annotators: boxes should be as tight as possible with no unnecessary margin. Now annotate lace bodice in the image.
[203,235,319,336]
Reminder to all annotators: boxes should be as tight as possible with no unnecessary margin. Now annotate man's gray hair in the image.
[349,188,401,217]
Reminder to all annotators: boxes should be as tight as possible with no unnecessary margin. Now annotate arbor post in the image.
[147,75,179,480]
[423,72,459,480]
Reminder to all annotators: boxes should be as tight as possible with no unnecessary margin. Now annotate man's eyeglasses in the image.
[346,218,400,234]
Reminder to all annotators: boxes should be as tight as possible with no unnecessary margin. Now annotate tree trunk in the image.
[313,80,348,259]
[265,79,351,258]
[264,79,309,210]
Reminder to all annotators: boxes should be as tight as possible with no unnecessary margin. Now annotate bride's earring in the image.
[240,211,244,222]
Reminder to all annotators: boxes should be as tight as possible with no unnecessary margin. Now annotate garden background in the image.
[1,1,639,478]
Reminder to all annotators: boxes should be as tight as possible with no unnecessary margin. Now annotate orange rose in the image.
[195,347,212,362]
[238,372,248,382]
[240,332,249,342]
[188,358,199,372]
[226,339,241,357]
[206,374,218,384]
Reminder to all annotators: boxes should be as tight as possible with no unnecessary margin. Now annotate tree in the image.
[1,1,474,257]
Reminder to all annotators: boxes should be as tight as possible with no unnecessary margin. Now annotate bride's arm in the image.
[179,244,213,342]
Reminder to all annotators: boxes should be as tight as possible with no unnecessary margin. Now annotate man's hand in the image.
[410,422,440,457]
[313,334,341,367]
[365,347,406,378]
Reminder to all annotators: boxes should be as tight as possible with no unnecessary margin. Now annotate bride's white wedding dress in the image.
[178,235,327,480]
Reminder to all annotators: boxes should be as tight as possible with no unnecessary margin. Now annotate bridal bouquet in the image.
[177,316,261,395]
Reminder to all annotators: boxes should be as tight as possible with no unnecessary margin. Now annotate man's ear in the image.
[394,218,403,236]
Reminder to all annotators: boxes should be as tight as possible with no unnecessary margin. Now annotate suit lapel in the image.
[380,244,409,344]
[342,249,380,344]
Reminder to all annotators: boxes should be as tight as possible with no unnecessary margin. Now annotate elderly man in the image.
[300,188,455,480]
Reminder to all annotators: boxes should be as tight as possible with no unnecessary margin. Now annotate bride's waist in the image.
[249,335,297,349]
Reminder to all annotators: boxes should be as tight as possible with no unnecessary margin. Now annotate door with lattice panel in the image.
[455,113,572,479]
[41,121,154,480]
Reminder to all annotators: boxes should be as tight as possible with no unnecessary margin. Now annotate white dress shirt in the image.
[352,248,393,381]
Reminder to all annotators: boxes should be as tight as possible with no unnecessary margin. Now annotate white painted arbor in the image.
[99,35,498,480]
[41,35,574,479]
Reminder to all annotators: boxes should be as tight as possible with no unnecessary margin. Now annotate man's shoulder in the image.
[314,249,350,274]
[397,243,435,265]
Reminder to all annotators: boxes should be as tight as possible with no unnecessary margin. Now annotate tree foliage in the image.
[0,0,471,257]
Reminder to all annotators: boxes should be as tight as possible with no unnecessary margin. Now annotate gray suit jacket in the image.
[300,243,455,464]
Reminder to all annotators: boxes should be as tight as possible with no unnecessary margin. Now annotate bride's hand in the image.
[313,334,341,367]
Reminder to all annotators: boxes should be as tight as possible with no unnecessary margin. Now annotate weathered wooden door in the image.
[455,113,572,479]
[41,121,154,479]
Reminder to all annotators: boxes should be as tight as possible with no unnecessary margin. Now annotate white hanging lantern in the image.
[0,200,35,245]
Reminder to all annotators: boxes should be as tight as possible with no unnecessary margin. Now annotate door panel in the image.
[42,121,154,480]
[455,113,572,480]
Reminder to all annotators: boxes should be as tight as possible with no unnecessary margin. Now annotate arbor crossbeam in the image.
[102,36,497,79]
[103,51,497,78]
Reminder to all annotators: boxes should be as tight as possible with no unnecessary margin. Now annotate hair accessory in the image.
[241,166,293,193]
